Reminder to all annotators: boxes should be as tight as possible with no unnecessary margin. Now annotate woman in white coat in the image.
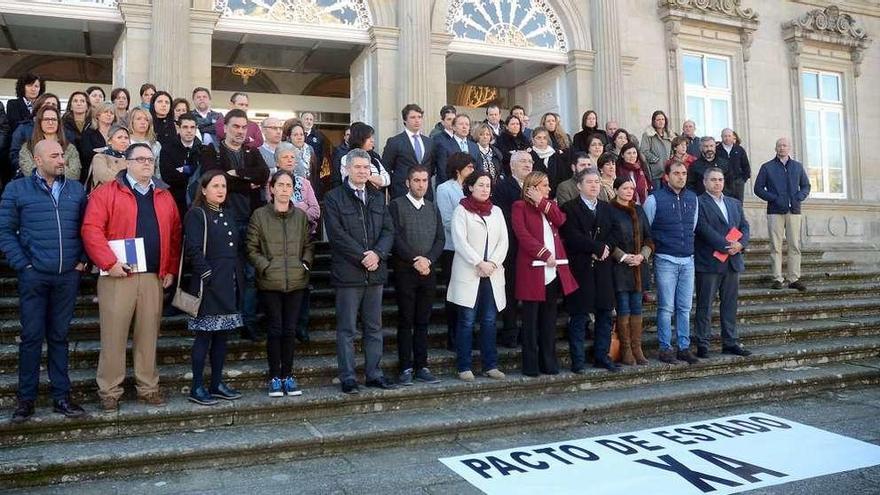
[447,170,509,382]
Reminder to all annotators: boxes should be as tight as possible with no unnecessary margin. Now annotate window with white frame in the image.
[801,70,846,197]
[682,52,732,140]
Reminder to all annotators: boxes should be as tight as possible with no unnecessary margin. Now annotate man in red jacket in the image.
[81,143,182,412]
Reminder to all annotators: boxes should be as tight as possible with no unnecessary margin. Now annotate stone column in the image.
[590,0,624,125]
[564,50,594,134]
[190,1,221,92]
[357,26,400,148]
[148,0,191,96]
[114,0,152,95]
[429,33,454,115]
[397,0,432,111]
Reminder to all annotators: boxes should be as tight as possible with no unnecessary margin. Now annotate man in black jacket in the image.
[491,150,533,348]
[389,165,444,386]
[201,109,270,339]
[560,169,620,373]
[687,136,734,196]
[325,149,396,394]
[191,87,223,150]
[159,113,202,216]
[383,104,434,200]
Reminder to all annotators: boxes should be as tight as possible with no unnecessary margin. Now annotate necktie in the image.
[459,138,468,153]
[413,135,423,162]
[356,189,365,204]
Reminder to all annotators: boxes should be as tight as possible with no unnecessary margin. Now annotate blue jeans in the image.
[616,291,643,316]
[654,256,695,351]
[456,278,498,372]
[18,269,81,401]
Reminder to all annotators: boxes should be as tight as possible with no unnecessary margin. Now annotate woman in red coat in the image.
[512,171,578,376]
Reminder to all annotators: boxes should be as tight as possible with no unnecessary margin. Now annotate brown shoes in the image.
[137,392,167,407]
[617,316,636,366]
[100,397,119,413]
[630,315,649,365]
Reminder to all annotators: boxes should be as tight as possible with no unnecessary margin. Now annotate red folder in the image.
[713,227,743,263]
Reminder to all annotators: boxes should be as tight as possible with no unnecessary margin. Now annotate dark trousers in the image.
[568,309,613,370]
[262,290,304,378]
[237,223,258,326]
[395,267,436,372]
[295,286,312,338]
[336,285,384,382]
[440,250,458,349]
[520,279,560,376]
[592,309,614,364]
[498,258,519,346]
[695,270,740,348]
[191,331,229,390]
[17,269,80,401]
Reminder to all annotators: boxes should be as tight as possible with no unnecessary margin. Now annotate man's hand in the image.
[362,250,380,269]
[162,274,174,289]
[599,244,610,261]
[727,241,743,255]
[75,262,87,272]
[107,262,128,278]
[413,256,431,276]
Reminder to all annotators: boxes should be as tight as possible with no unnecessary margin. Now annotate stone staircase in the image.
[0,239,878,489]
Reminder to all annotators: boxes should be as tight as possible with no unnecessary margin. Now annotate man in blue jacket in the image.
[0,140,88,423]
[753,138,810,291]
[694,168,752,358]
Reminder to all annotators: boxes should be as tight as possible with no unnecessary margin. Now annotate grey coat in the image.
[639,127,674,180]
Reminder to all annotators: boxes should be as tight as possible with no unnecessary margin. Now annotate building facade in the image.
[1,0,878,257]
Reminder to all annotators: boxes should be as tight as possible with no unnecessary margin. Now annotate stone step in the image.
[0,356,876,488]
[1,284,877,345]
[1,321,878,409]
[2,308,878,377]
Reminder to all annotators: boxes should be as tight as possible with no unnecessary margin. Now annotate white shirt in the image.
[541,214,557,284]
[722,143,733,155]
[710,193,730,224]
[405,192,425,210]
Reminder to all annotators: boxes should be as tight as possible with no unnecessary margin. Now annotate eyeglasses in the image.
[128,156,156,164]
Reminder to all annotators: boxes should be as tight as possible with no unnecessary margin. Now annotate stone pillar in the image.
[429,33,454,115]
[564,50,594,134]
[148,0,191,96]
[114,0,152,96]
[397,0,432,111]
[590,0,624,125]
[354,27,400,149]
[190,1,221,92]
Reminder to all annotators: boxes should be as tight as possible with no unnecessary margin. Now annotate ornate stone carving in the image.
[446,0,567,52]
[215,0,373,29]
[658,0,758,21]
[786,5,867,40]
[455,85,499,108]
[782,5,872,77]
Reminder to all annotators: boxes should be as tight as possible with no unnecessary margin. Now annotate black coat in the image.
[530,149,569,196]
[330,141,349,190]
[183,205,245,317]
[496,131,530,175]
[560,198,616,312]
[687,155,735,197]
[0,101,8,184]
[716,144,751,200]
[200,143,270,222]
[5,98,31,135]
[79,128,107,183]
[159,137,203,215]
[153,115,177,145]
[434,133,480,184]
[607,201,653,293]
[491,175,522,266]
[571,128,607,155]
[476,145,504,183]
[383,131,435,200]
[323,182,394,287]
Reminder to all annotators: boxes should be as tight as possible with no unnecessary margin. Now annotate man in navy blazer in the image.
[694,167,751,358]
[434,114,481,184]
[383,104,435,200]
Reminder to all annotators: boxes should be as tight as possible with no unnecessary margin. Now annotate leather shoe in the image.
[722,345,752,357]
[696,346,710,359]
[100,397,119,413]
[53,398,86,418]
[788,280,807,292]
[365,376,398,390]
[677,349,700,364]
[594,360,621,373]
[138,392,167,407]
[770,281,784,290]
[11,400,34,424]
[658,349,678,364]
[210,382,242,401]
[341,379,360,394]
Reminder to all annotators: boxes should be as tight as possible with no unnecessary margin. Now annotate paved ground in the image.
[5,385,880,494]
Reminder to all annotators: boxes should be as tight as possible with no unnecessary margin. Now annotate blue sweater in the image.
[0,171,87,273]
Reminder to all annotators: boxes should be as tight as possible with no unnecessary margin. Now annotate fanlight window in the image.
[446,0,567,51]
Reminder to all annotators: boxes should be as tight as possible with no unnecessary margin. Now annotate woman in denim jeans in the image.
[446,171,509,382]
[608,178,654,365]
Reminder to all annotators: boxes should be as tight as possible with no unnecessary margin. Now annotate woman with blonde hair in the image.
[78,101,116,180]
[128,107,162,174]
[540,112,570,156]
[471,122,504,182]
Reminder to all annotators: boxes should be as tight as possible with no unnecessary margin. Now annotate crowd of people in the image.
[0,73,812,423]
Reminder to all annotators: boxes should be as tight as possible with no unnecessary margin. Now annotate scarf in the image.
[479,146,500,182]
[460,195,493,217]
[616,159,651,205]
[533,146,556,161]
[103,147,125,159]
[293,175,304,203]
[610,199,654,290]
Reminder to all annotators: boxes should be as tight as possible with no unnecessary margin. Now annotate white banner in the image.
[439,413,880,494]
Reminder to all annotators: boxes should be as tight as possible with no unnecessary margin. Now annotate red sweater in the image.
[82,174,182,278]
[511,198,578,301]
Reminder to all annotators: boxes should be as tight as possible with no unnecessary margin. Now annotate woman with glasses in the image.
[18,106,81,181]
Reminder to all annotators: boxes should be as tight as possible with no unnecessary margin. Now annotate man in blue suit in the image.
[434,114,480,184]
[383,103,435,200]
[694,167,751,358]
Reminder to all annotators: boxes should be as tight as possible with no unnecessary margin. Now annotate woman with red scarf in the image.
[511,171,578,376]
[615,142,652,204]
[447,171,509,382]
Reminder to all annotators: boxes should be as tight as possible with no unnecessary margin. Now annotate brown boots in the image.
[630,315,649,365]
[617,315,636,365]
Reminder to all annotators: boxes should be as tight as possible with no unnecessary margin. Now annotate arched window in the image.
[446,0,567,52]
[215,0,373,29]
